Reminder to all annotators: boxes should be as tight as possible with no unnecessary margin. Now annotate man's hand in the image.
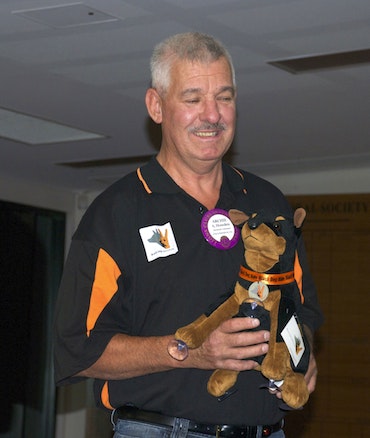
[304,352,318,394]
[189,317,270,371]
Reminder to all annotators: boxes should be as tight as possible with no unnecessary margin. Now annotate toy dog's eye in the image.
[272,221,281,231]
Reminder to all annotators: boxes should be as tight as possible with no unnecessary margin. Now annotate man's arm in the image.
[77,317,270,380]
[303,325,318,394]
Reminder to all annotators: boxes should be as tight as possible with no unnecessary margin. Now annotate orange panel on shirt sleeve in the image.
[101,381,114,410]
[294,250,304,304]
[86,248,121,337]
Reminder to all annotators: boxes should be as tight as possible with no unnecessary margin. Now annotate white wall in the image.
[0,175,77,250]
[263,167,370,195]
[0,176,75,210]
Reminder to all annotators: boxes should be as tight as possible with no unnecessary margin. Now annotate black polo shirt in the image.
[54,157,322,425]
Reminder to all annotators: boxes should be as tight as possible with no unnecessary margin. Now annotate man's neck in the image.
[156,152,223,210]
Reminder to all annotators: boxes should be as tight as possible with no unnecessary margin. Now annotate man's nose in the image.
[200,99,221,123]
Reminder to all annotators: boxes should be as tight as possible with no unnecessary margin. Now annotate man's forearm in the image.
[76,333,182,380]
[76,318,271,381]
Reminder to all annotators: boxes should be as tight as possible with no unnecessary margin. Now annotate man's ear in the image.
[145,88,163,124]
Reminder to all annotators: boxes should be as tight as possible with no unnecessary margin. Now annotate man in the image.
[54,32,323,438]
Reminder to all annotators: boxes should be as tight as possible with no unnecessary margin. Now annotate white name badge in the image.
[201,209,240,250]
[281,315,306,367]
[139,222,178,262]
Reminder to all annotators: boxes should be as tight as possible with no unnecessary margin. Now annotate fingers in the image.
[221,315,262,333]
[268,353,318,401]
[304,353,318,394]
[302,325,318,394]
[194,317,270,371]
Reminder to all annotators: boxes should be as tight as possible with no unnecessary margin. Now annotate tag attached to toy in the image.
[281,315,306,367]
[249,281,269,301]
[201,209,240,250]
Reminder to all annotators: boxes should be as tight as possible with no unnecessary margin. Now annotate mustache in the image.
[189,123,226,133]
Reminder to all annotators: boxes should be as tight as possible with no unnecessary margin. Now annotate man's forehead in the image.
[170,58,234,88]
[181,85,235,96]
[176,57,231,72]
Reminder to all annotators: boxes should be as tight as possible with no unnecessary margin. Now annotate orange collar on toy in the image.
[239,266,295,285]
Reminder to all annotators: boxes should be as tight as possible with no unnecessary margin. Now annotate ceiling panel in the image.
[0,0,368,192]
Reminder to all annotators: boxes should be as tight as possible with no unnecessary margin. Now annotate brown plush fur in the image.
[175,208,309,409]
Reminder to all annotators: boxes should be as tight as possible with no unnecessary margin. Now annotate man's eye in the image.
[218,96,233,102]
[186,99,200,104]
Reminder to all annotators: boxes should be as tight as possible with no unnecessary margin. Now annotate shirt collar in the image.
[137,156,246,195]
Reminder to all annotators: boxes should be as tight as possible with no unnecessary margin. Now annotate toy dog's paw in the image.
[175,314,208,348]
[261,342,289,381]
[207,369,239,397]
[280,370,309,409]
[174,327,200,348]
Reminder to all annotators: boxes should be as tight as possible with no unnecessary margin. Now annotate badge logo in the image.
[148,228,170,249]
[249,281,269,301]
[200,208,240,250]
[139,222,178,262]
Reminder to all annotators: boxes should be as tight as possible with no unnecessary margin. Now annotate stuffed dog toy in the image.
[173,208,310,409]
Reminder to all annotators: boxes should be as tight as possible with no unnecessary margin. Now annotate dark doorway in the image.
[0,200,65,438]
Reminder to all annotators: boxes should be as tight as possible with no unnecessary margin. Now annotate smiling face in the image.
[146,57,236,173]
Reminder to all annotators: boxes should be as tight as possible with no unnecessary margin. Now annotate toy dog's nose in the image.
[248,219,259,230]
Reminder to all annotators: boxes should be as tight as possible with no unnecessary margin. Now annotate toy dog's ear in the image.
[229,209,250,226]
[294,208,306,229]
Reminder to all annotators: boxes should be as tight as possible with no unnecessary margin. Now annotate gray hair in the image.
[150,32,236,95]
